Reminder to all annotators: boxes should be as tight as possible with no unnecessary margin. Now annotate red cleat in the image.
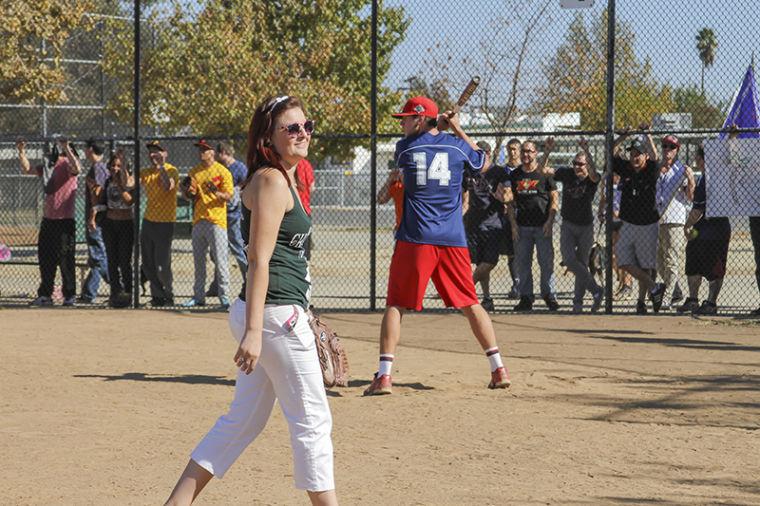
[488,367,511,389]
[363,373,392,396]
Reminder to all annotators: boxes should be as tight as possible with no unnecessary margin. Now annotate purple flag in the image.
[720,65,760,138]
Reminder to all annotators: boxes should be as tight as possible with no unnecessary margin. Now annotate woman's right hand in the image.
[234,331,262,375]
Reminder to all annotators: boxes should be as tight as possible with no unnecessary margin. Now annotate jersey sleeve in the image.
[461,138,485,173]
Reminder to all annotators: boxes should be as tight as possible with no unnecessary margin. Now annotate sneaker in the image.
[150,297,166,307]
[109,293,131,308]
[363,373,392,396]
[590,289,603,313]
[29,296,53,307]
[752,306,760,316]
[219,296,230,309]
[507,286,520,299]
[182,298,206,308]
[636,300,648,315]
[676,297,699,314]
[205,287,218,297]
[649,283,666,313]
[543,295,559,312]
[572,303,583,314]
[513,297,533,312]
[62,296,76,307]
[76,295,94,304]
[488,367,511,389]
[481,297,495,312]
[615,285,633,301]
[670,291,684,306]
[695,300,717,315]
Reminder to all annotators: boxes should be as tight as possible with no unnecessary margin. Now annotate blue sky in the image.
[384,0,758,108]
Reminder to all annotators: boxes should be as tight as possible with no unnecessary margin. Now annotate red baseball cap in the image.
[391,96,439,119]
[194,139,214,151]
[661,134,681,148]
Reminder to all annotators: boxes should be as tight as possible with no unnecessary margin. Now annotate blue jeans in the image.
[81,223,109,301]
[515,225,556,300]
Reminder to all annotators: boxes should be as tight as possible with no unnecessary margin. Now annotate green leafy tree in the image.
[673,85,724,129]
[696,28,718,95]
[101,0,409,159]
[532,10,675,131]
[1,0,96,103]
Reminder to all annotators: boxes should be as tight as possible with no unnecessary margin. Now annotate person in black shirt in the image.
[612,132,666,314]
[506,139,559,311]
[542,137,603,313]
[464,141,509,311]
[502,138,522,298]
[680,146,730,315]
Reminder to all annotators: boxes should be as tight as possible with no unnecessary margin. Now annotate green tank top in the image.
[239,186,312,308]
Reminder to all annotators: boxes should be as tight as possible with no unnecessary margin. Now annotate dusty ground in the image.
[1,308,759,505]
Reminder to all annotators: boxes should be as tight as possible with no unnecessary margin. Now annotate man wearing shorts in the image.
[612,134,666,314]
[679,146,730,315]
[464,140,509,312]
[364,96,511,396]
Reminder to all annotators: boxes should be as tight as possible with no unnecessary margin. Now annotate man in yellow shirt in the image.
[181,139,233,308]
[140,140,179,306]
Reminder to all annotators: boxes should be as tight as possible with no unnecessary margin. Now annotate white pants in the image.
[191,299,334,491]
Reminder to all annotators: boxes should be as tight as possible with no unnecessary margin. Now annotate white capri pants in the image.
[191,298,335,491]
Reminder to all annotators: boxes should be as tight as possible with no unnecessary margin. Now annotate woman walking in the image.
[165,95,337,506]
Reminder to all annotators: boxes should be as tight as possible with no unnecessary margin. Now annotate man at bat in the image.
[364,88,511,396]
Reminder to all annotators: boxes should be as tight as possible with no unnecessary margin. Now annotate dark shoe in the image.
[481,297,495,312]
[150,297,166,307]
[670,290,684,306]
[76,295,94,304]
[590,289,603,313]
[649,283,666,313]
[205,287,219,297]
[109,293,131,308]
[513,297,533,312]
[636,300,648,315]
[752,306,760,316]
[507,286,520,299]
[62,296,76,307]
[543,295,559,312]
[695,300,717,315]
[676,297,699,314]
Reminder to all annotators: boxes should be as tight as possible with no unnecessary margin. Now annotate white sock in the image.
[485,347,503,372]
[378,354,394,377]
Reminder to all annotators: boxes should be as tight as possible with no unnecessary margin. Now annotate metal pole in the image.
[132,0,142,308]
[369,0,378,311]
[604,0,616,314]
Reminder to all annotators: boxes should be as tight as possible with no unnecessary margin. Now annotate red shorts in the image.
[386,240,478,311]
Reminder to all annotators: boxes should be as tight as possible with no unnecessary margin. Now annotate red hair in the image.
[246,95,306,187]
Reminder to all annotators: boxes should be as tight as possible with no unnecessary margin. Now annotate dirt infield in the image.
[2,308,759,505]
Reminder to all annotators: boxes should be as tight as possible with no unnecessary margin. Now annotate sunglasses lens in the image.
[286,123,301,135]
[304,120,315,134]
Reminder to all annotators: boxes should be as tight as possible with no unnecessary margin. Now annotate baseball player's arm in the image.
[236,169,291,374]
[580,138,600,183]
[440,110,479,151]
[377,170,399,204]
[539,137,555,176]
[543,190,559,236]
[63,142,81,176]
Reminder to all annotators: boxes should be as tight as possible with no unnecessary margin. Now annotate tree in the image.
[1,0,95,103]
[100,0,409,158]
[673,85,724,129]
[696,28,718,96]
[532,10,675,131]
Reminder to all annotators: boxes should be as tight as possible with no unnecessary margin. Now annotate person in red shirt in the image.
[296,158,316,259]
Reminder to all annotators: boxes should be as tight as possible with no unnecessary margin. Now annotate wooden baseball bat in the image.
[451,76,481,115]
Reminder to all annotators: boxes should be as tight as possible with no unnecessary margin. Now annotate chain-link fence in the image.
[2,0,759,314]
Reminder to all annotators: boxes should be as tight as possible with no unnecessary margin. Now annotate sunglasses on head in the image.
[280,119,315,137]
[661,143,678,150]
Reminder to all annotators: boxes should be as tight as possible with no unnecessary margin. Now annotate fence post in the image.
[369,0,378,311]
[132,0,142,308]
[604,0,616,314]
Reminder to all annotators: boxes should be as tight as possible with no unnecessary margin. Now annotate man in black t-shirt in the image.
[464,141,509,311]
[502,138,522,298]
[506,139,559,311]
[612,133,666,314]
[542,137,602,313]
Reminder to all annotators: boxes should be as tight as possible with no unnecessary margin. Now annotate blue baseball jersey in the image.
[394,131,485,247]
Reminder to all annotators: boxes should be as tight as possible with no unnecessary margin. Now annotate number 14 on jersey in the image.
[413,152,451,186]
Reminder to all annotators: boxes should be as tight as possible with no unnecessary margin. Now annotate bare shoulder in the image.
[242,168,289,206]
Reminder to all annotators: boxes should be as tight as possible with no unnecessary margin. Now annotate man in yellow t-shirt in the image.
[140,140,179,307]
[180,139,233,308]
